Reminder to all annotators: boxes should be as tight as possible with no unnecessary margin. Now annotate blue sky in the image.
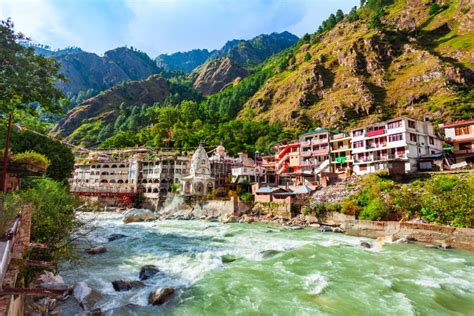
[1,0,358,57]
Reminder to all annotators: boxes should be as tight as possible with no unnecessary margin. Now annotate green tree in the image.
[336,9,345,22]
[0,19,65,190]
[347,7,360,22]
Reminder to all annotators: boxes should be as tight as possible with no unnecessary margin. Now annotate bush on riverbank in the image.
[310,172,474,228]
[4,177,82,260]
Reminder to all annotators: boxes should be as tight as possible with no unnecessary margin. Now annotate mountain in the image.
[34,46,160,99]
[51,75,170,142]
[54,0,473,152]
[241,0,473,128]
[156,49,212,73]
[155,32,299,74]
[189,32,299,94]
[192,57,249,95]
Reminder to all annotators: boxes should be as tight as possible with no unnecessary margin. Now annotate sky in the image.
[0,0,358,57]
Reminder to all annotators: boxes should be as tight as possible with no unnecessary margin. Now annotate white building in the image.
[181,144,215,196]
[350,117,442,175]
[441,118,474,163]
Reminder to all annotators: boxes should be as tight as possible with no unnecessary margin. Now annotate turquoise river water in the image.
[60,213,474,315]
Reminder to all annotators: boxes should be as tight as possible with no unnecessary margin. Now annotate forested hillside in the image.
[54,0,473,155]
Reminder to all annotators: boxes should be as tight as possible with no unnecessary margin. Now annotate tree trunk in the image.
[1,113,13,192]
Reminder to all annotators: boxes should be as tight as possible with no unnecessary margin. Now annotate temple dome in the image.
[189,144,211,177]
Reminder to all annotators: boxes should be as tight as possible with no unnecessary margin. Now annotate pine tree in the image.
[336,9,344,23]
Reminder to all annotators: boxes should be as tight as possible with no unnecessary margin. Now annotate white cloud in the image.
[0,0,76,49]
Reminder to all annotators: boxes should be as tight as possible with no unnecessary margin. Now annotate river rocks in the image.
[139,265,160,281]
[123,208,157,224]
[108,233,127,242]
[260,249,281,258]
[73,282,103,310]
[360,242,372,249]
[85,246,107,255]
[76,308,102,316]
[148,288,175,305]
[319,226,332,232]
[240,214,255,224]
[37,272,70,291]
[221,255,237,263]
[332,227,345,233]
[112,279,145,291]
[439,242,451,250]
[222,214,239,224]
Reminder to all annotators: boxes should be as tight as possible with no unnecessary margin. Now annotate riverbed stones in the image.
[85,246,107,255]
[148,288,175,305]
[108,233,128,242]
[123,208,157,224]
[112,279,145,291]
[139,265,160,281]
[221,255,237,263]
[360,242,372,249]
[73,282,103,310]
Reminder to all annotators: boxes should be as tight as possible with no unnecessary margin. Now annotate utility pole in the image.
[1,113,13,192]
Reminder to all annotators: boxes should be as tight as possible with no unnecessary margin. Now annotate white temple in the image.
[181,144,215,196]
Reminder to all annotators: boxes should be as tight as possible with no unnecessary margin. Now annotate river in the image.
[60,213,474,315]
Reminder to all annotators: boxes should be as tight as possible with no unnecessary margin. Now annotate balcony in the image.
[312,149,329,156]
[367,129,386,137]
[366,142,387,149]
[301,151,312,157]
[312,138,328,145]
[300,140,311,147]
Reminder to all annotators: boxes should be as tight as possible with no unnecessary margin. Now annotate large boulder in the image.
[85,246,107,255]
[112,279,145,292]
[139,265,160,281]
[73,282,103,311]
[148,288,175,305]
[37,272,70,291]
[360,242,372,249]
[123,208,157,224]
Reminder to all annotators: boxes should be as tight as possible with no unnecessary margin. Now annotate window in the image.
[410,133,417,142]
[359,164,367,171]
[353,141,364,148]
[455,126,471,136]
[387,121,402,129]
[429,137,434,145]
[459,142,472,150]
[388,133,403,142]
[353,129,364,137]
[408,120,416,129]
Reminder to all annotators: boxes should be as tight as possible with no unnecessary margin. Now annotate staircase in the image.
[314,159,330,175]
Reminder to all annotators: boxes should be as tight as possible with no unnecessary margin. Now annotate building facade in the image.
[441,119,474,163]
[350,117,442,175]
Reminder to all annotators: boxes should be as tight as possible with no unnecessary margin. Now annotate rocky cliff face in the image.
[243,0,473,128]
[192,57,249,95]
[155,49,212,73]
[52,75,169,139]
[38,47,160,98]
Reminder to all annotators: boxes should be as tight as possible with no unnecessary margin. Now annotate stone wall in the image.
[340,219,474,251]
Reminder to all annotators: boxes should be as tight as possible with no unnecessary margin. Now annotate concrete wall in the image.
[341,219,474,251]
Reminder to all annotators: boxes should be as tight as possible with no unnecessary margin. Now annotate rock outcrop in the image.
[73,282,103,310]
[85,246,107,255]
[148,288,175,305]
[123,208,158,224]
[139,265,160,281]
[112,279,145,292]
[192,57,248,95]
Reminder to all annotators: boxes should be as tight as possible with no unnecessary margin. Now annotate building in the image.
[329,132,353,175]
[299,128,332,176]
[350,117,442,175]
[181,144,215,196]
[441,119,474,163]
[275,142,301,176]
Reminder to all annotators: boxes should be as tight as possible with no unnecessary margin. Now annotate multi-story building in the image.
[329,132,352,174]
[299,128,332,175]
[441,119,474,163]
[274,142,301,176]
[350,117,442,175]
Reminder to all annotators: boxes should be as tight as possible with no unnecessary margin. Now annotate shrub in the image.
[326,202,342,213]
[12,151,50,170]
[5,178,81,260]
[341,197,361,215]
[359,198,389,221]
[428,3,441,15]
[240,192,253,202]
